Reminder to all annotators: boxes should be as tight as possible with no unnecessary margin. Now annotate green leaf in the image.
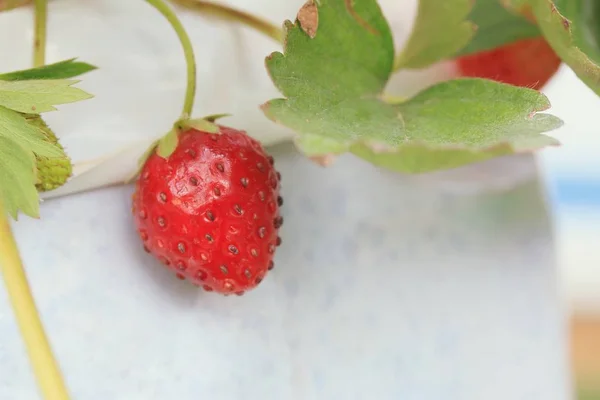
[393,79,561,151]
[0,66,93,220]
[509,0,600,95]
[267,0,394,106]
[394,0,475,70]
[0,79,93,114]
[267,78,562,173]
[202,113,232,122]
[395,0,543,70]
[0,136,40,219]
[262,0,563,173]
[0,58,97,81]
[157,129,178,158]
[457,0,541,56]
[180,118,219,133]
[0,106,64,157]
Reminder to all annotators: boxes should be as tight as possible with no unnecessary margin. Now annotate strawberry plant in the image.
[2,0,600,398]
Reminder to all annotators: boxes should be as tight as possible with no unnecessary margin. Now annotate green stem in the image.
[33,0,47,67]
[145,0,197,119]
[0,206,70,400]
[392,56,402,72]
[169,0,283,43]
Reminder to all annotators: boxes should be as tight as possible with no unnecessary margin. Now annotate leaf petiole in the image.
[0,0,31,12]
[169,0,284,43]
[33,0,47,68]
[0,204,70,400]
[145,0,197,119]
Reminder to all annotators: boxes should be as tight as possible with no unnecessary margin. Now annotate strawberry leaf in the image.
[506,0,600,96]
[457,0,541,56]
[202,113,232,122]
[395,0,543,70]
[0,136,40,219]
[394,0,475,70]
[262,0,563,173]
[0,69,94,219]
[0,58,97,81]
[157,129,178,158]
[180,118,219,133]
[0,106,64,157]
[0,79,93,114]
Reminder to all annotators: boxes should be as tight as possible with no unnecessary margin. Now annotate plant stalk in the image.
[145,0,197,119]
[169,0,283,43]
[2,1,73,398]
[0,207,70,400]
[33,0,47,67]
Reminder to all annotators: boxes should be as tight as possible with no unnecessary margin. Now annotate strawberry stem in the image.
[0,206,70,400]
[392,56,402,72]
[145,0,197,119]
[33,0,47,67]
[169,0,283,43]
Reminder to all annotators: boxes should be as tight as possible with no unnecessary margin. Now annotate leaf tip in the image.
[283,19,295,32]
[203,113,232,122]
[259,100,283,123]
[264,50,285,72]
[309,153,336,167]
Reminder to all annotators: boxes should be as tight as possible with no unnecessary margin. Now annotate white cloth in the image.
[1,2,570,399]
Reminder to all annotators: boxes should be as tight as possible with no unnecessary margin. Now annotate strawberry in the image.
[456,37,561,90]
[132,126,283,295]
[25,114,73,192]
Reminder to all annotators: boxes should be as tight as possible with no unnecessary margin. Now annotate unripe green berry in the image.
[24,114,73,192]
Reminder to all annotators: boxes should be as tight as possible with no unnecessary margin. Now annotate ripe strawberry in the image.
[132,126,283,295]
[456,37,561,90]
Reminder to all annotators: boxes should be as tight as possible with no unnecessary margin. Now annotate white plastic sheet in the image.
[1,1,570,399]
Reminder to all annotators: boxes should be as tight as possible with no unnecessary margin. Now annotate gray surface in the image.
[2,147,570,399]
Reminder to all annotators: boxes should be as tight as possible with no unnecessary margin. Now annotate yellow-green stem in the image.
[145,0,197,118]
[0,207,70,400]
[392,56,402,72]
[33,0,47,67]
[169,0,283,43]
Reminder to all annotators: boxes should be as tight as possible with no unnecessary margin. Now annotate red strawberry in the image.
[456,37,561,90]
[132,126,283,295]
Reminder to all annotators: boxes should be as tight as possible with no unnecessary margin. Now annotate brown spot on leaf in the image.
[298,1,319,38]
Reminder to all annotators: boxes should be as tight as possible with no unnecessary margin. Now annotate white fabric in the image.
[0,2,570,399]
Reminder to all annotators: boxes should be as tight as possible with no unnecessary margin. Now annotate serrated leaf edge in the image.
[0,136,41,220]
[0,58,98,81]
